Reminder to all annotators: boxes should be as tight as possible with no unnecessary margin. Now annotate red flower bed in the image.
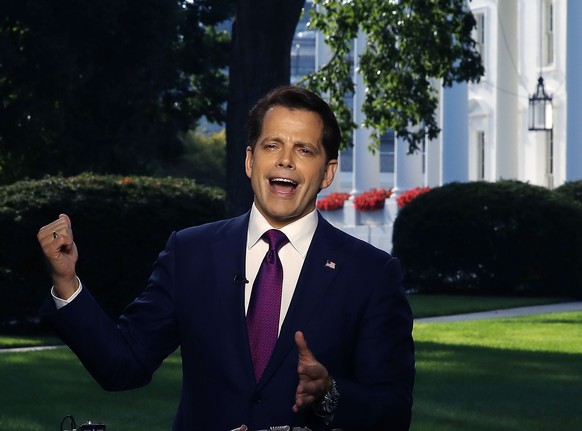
[353,188,393,212]
[396,187,430,208]
[316,192,351,211]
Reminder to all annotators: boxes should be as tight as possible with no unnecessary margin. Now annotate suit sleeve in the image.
[331,257,415,431]
[39,233,181,391]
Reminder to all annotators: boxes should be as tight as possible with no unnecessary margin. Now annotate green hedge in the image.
[392,180,582,297]
[554,180,582,205]
[0,174,225,333]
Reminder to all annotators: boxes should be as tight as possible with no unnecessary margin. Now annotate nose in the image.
[276,146,295,169]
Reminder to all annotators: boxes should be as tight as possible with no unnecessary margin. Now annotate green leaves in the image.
[0,0,233,184]
[304,0,484,152]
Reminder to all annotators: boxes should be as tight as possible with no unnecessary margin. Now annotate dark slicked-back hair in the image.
[247,85,341,161]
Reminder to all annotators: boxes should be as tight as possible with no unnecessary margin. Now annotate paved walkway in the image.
[415,301,582,323]
[0,345,65,353]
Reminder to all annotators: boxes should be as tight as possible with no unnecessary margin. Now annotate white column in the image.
[495,0,519,179]
[424,135,441,188]
[441,82,469,183]
[424,82,441,188]
[394,136,424,194]
[351,31,380,195]
[566,0,582,180]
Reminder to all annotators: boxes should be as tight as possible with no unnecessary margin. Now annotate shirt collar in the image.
[248,203,318,258]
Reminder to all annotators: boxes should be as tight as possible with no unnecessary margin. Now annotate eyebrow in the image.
[259,135,319,148]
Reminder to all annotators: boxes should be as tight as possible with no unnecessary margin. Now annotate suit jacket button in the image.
[252,392,261,403]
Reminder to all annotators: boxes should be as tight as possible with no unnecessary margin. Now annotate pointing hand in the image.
[293,331,332,413]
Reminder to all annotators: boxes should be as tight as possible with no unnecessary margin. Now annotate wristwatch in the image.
[315,378,340,416]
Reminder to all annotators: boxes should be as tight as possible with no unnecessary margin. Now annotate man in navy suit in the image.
[38,86,415,430]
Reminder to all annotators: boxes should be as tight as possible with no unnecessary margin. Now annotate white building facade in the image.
[292,0,581,252]
[423,0,582,189]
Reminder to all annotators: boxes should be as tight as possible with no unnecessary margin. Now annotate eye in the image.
[262,142,279,150]
[298,146,315,156]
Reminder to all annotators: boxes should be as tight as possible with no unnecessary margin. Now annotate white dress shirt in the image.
[245,204,318,334]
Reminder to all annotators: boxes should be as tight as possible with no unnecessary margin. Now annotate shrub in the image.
[0,173,225,333]
[316,192,351,211]
[554,180,582,206]
[353,188,392,211]
[392,180,582,297]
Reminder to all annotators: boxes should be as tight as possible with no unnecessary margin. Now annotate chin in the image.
[265,208,301,226]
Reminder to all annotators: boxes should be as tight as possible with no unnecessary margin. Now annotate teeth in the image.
[271,178,297,186]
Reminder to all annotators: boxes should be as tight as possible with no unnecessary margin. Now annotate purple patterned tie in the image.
[247,229,289,382]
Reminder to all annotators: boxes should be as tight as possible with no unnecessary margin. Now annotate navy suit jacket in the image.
[41,212,415,431]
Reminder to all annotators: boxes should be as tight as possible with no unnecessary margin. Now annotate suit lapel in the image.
[211,212,256,385]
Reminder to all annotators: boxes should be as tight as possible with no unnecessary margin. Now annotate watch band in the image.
[314,378,340,416]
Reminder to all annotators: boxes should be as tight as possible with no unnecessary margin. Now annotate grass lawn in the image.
[0,348,181,430]
[411,311,582,431]
[1,296,579,430]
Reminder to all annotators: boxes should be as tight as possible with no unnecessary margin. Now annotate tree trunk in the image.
[225,0,305,217]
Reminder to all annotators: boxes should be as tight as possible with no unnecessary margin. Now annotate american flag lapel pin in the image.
[325,260,336,269]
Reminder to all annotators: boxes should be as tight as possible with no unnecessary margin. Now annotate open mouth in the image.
[269,177,298,194]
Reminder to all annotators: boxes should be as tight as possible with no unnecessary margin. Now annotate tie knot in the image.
[262,229,289,252]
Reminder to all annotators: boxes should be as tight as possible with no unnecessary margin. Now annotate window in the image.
[290,34,316,82]
[477,131,486,180]
[546,131,554,188]
[541,0,554,66]
[421,138,427,175]
[290,2,316,82]
[473,12,485,66]
[340,146,353,172]
[379,131,395,173]
[339,130,394,174]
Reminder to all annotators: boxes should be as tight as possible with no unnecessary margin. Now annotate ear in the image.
[320,159,338,190]
[245,146,254,179]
